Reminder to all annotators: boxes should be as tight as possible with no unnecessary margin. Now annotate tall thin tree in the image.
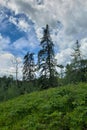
[11,55,21,85]
[65,40,86,83]
[71,40,82,69]
[23,52,35,81]
[38,24,58,89]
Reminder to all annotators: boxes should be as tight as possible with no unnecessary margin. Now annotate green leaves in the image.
[0,83,87,130]
[38,25,58,89]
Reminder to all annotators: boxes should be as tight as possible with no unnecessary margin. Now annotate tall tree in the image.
[11,55,21,85]
[23,52,35,81]
[71,40,82,69]
[38,24,58,89]
[71,40,83,82]
[65,40,87,83]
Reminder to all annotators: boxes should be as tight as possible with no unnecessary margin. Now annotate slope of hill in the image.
[0,83,87,130]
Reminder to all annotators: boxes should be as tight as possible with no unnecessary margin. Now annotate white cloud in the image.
[56,48,73,66]
[18,19,29,31]
[80,38,87,59]
[0,53,23,79]
[0,0,6,6]
[0,53,14,77]
[0,0,87,34]
[13,37,29,50]
[0,34,11,52]
[55,39,87,66]
[12,36,37,54]
[0,0,87,77]
[1,0,87,46]
[9,16,30,32]
[9,16,17,25]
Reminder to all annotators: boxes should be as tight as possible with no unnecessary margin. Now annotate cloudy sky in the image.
[0,0,87,79]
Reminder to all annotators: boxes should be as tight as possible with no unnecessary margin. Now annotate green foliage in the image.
[0,76,17,102]
[65,59,87,84]
[65,40,87,84]
[23,52,35,81]
[38,24,58,89]
[0,83,87,130]
[0,76,39,102]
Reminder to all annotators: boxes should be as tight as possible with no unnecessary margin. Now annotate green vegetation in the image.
[0,25,87,103]
[0,76,40,102]
[38,24,58,88]
[0,83,87,130]
[0,25,87,130]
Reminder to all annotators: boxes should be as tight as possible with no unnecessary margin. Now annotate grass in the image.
[0,83,87,130]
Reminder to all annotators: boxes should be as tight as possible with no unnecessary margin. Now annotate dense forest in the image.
[0,25,87,102]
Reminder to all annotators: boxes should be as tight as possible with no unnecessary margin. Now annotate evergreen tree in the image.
[65,40,87,83]
[80,59,87,81]
[71,40,82,69]
[71,40,83,82]
[38,24,58,89]
[64,64,74,84]
[23,52,35,81]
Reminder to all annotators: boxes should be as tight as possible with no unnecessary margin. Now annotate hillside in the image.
[0,83,87,130]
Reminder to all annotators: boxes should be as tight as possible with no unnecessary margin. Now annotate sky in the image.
[0,0,87,79]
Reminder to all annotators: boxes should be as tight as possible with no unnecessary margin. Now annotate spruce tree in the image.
[71,40,82,69]
[71,40,83,82]
[65,40,87,83]
[23,52,35,81]
[38,24,58,89]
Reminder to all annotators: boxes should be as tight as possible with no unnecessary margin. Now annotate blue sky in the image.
[0,0,87,79]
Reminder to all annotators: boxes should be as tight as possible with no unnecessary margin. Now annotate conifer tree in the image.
[71,40,82,69]
[38,25,58,89]
[65,40,87,83]
[23,52,35,81]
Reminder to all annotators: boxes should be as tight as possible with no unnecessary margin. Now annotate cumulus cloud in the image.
[80,38,87,59]
[12,37,29,50]
[0,53,23,79]
[1,0,87,40]
[1,0,86,30]
[56,48,73,66]
[13,36,37,50]
[56,39,87,66]
[0,0,87,73]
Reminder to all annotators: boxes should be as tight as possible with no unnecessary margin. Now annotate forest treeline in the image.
[0,25,87,102]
